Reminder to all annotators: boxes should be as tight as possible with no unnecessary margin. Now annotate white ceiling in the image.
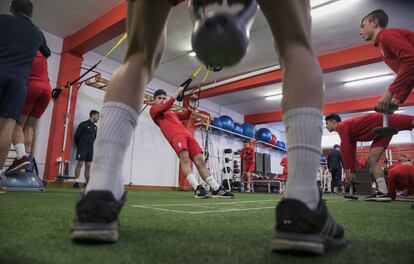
[90,0,414,86]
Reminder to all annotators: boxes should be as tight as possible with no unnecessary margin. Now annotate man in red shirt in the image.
[325,113,413,201]
[5,50,51,175]
[280,156,288,181]
[360,9,414,112]
[387,162,414,200]
[150,87,233,199]
[240,141,255,192]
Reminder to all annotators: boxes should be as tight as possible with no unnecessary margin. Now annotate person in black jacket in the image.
[0,0,49,176]
[327,144,343,194]
[73,110,99,187]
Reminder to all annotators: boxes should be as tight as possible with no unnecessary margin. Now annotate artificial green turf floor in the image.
[0,189,413,264]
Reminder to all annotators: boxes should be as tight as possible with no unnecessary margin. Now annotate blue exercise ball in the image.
[242,123,255,138]
[211,117,222,128]
[219,115,234,131]
[255,128,272,143]
[276,141,284,148]
[233,123,243,135]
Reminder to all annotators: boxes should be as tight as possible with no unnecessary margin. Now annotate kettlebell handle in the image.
[189,0,257,21]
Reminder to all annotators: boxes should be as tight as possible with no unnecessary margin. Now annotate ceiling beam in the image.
[62,2,126,55]
[245,93,414,124]
[198,44,382,99]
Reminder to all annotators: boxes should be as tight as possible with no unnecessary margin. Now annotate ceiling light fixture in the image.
[344,74,394,87]
[189,51,197,57]
[265,93,283,101]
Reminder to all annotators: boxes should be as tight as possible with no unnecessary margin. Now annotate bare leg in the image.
[0,118,16,170]
[192,153,221,191]
[23,116,38,153]
[104,0,171,109]
[192,154,211,180]
[259,0,323,207]
[12,115,28,148]
[368,147,388,193]
[84,162,91,183]
[178,151,193,177]
[85,0,173,199]
[74,161,84,181]
[258,0,345,253]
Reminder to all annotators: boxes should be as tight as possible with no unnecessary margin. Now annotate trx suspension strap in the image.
[51,33,128,99]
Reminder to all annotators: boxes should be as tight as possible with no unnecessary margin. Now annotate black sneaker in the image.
[73,182,80,188]
[71,190,126,243]
[212,187,234,198]
[271,198,347,255]
[194,185,209,199]
[365,191,391,202]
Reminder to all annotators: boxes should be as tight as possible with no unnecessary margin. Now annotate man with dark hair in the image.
[360,9,414,112]
[325,112,413,201]
[73,110,100,187]
[0,0,49,176]
[72,0,346,255]
[327,144,343,194]
[150,87,233,198]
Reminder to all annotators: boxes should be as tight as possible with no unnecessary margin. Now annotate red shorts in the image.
[21,84,51,118]
[371,115,414,149]
[243,162,255,173]
[170,134,203,159]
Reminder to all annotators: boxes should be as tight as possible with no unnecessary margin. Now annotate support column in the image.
[43,52,82,180]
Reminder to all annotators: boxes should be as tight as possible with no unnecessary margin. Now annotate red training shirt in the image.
[29,51,51,90]
[150,97,191,142]
[241,146,255,165]
[375,28,414,102]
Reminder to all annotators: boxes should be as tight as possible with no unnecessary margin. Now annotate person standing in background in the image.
[327,144,343,194]
[73,110,99,188]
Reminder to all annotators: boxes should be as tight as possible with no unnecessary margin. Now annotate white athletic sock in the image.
[376,177,388,194]
[15,143,26,159]
[186,173,200,190]
[283,108,322,210]
[86,102,138,200]
[205,175,220,191]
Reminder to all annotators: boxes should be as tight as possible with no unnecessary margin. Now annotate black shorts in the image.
[76,148,94,162]
[0,71,28,120]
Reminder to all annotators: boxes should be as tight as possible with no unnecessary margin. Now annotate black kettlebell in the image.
[189,0,258,67]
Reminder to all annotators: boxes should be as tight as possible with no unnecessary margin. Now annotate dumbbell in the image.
[373,103,399,136]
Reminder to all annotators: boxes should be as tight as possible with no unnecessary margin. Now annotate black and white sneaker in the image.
[271,198,347,255]
[212,187,234,198]
[194,185,209,199]
[365,191,391,202]
[71,190,126,243]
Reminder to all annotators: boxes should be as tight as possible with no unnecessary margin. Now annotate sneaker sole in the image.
[365,198,392,202]
[194,195,209,199]
[212,195,234,199]
[71,222,118,243]
[5,161,31,175]
[271,232,347,255]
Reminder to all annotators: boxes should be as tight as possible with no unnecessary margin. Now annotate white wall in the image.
[71,85,180,186]
[32,30,63,178]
